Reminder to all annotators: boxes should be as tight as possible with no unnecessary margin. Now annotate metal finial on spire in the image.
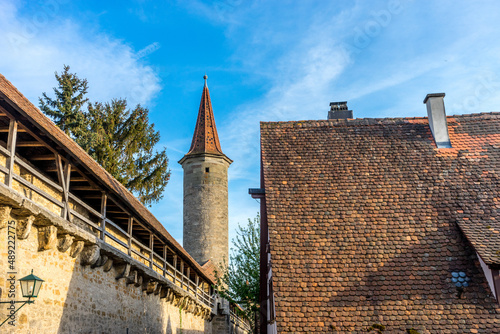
[204,74,208,87]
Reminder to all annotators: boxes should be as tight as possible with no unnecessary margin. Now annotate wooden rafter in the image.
[0,127,26,133]
[17,141,45,147]
[70,176,87,182]
[31,154,57,161]
[46,166,78,172]
[71,186,99,191]
[83,195,102,199]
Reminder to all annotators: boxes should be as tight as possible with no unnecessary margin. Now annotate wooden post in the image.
[100,192,107,241]
[56,154,71,221]
[195,275,199,298]
[163,245,167,277]
[63,163,71,220]
[149,233,154,269]
[127,217,133,256]
[6,119,17,187]
[173,255,177,285]
[187,267,191,292]
[180,260,184,289]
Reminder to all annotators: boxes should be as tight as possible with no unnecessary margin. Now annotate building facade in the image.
[254,94,500,333]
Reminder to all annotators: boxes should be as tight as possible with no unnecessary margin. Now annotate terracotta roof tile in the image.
[261,113,500,332]
[201,259,217,282]
[186,84,225,156]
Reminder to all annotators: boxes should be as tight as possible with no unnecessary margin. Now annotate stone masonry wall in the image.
[0,209,212,334]
[182,155,230,267]
[0,164,213,334]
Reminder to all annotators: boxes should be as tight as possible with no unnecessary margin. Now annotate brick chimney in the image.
[423,93,452,148]
[328,101,353,120]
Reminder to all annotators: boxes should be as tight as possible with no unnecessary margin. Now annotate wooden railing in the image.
[0,130,215,309]
[230,309,252,332]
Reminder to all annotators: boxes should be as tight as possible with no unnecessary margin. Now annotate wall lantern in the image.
[0,270,44,327]
[19,270,44,299]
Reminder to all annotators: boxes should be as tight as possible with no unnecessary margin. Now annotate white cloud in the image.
[0,0,160,107]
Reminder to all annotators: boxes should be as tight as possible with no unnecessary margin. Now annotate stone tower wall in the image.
[182,155,230,267]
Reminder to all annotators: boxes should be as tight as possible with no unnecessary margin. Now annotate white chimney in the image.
[423,93,451,148]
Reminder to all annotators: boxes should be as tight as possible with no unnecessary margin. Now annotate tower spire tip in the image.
[203,74,208,87]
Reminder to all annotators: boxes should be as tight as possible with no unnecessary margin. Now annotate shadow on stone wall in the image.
[0,198,211,333]
[53,251,209,333]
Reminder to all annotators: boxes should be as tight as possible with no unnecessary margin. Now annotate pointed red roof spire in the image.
[185,75,225,156]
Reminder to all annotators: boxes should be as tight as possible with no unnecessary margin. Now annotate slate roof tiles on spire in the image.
[186,75,225,156]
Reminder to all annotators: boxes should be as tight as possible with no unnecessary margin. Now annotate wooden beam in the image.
[14,124,58,155]
[31,154,57,161]
[108,216,130,220]
[16,141,45,147]
[180,261,184,289]
[100,192,107,241]
[149,233,154,269]
[56,154,71,221]
[106,194,131,216]
[163,245,167,277]
[0,127,26,133]
[195,275,199,297]
[46,166,78,172]
[6,119,17,187]
[173,255,177,285]
[70,177,87,182]
[71,186,99,191]
[127,217,133,256]
[0,105,14,118]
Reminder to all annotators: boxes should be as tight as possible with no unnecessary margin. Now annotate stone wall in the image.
[182,155,230,267]
[0,190,212,333]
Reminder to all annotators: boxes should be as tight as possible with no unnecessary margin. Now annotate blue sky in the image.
[1,0,500,247]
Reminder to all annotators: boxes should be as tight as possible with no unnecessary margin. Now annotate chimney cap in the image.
[328,101,352,119]
[423,93,445,104]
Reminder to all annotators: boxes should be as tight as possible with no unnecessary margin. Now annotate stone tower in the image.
[179,76,232,267]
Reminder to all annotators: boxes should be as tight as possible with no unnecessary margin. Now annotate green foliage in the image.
[82,100,170,205]
[366,323,385,333]
[39,65,88,137]
[407,328,421,334]
[39,66,170,206]
[215,214,260,331]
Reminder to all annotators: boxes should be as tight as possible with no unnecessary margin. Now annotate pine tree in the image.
[84,99,170,206]
[39,66,170,206]
[39,65,88,138]
[215,214,260,332]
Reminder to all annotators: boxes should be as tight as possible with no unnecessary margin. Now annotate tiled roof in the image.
[201,259,217,282]
[185,83,225,157]
[261,113,500,333]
